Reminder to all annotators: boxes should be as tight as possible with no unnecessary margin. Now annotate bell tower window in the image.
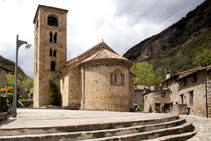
[48,16,58,26]
[54,33,57,43]
[53,51,56,57]
[51,61,55,71]
[49,32,53,42]
[50,50,52,56]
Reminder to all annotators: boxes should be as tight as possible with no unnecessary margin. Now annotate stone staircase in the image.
[0,115,196,141]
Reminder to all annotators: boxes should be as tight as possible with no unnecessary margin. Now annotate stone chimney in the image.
[166,72,170,79]
[151,84,155,91]
[134,83,137,88]
[143,87,146,93]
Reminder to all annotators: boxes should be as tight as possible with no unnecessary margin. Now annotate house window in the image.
[189,91,193,106]
[155,103,160,108]
[184,78,187,86]
[36,63,37,74]
[193,74,197,82]
[51,61,55,71]
[48,16,58,26]
[36,20,39,31]
[161,92,166,98]
[180,94,184,104]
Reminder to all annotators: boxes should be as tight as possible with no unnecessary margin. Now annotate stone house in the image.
[0,66,9,94]
[144,65,211,118]
[134,84,149,109]
[0,66,9,85]
[33,5,135,112]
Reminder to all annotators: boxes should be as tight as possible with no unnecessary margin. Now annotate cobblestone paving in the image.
[180,115,211,141]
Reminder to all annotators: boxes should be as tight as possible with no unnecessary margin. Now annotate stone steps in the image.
[142,131,197,141]
[0,116,196,141]
[81,121,193,141]
[0,115,178,136]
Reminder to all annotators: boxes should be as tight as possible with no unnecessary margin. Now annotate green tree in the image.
[49,80,60,105]
[23,77,34,92]
[130,62,163,88]
[7,73,34,92]
[193,48,211,67]
[7,72,14,85]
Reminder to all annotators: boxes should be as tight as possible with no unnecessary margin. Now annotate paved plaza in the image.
[0,108,210,140]
[0,108,176,128]
[180,115,211,141]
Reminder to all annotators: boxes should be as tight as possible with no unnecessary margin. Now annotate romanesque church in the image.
[33,5,134,111]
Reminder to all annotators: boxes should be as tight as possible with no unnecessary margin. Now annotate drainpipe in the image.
[205,70,208,118]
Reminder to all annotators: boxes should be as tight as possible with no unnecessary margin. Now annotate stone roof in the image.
[65,41,131,70]
[176,65,211,81]
[134,85,149,91]
[81,48,128,63]
[161,65,211,83]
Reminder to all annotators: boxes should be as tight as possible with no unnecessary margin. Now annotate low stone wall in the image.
[171,104,188,115]
[21,101,33,107]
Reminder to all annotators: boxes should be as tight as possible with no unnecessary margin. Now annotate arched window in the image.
[50,50,52,56]
[48,16,58,26]
[110,69,124,86]
[49,32,53,42]
[54,33,57,43]
[51,61,55,71]
[114,74,117,83]
[53,50,56,57]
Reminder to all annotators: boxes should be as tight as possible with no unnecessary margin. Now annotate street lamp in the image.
[12,35,32,118]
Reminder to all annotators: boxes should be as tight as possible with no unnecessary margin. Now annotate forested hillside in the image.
[124,0,211,77]
[0,55,28,78]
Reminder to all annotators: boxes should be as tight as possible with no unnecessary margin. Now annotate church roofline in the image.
[76,41,117,61]
[33,4,68,24]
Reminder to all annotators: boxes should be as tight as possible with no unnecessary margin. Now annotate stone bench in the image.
[0,112,8,120]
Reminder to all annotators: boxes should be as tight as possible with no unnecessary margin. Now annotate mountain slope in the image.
[0,55,28,78]
[123,0,211,76]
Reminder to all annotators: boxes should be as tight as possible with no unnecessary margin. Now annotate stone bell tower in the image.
[33,5,68,107]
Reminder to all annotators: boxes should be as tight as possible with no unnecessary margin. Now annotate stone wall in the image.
[144,90,170,112]
[171,104,188,115]
[80,60,132,112]
[134,90,143,108]
[177,71,207,117]
[0,67,7,85]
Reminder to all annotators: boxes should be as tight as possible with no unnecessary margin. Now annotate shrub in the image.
[154,107,159,110]
[19,95,23,99]
[8,93,13,104]
[19,99,29,103]
[49,80,60,106]
[140,108,144,111]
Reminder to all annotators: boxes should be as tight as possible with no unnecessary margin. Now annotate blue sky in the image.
[0,0,205,77]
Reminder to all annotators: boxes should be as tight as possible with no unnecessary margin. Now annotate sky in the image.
[0,0,205,77]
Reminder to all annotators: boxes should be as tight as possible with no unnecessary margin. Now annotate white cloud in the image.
[0,0,205,77]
